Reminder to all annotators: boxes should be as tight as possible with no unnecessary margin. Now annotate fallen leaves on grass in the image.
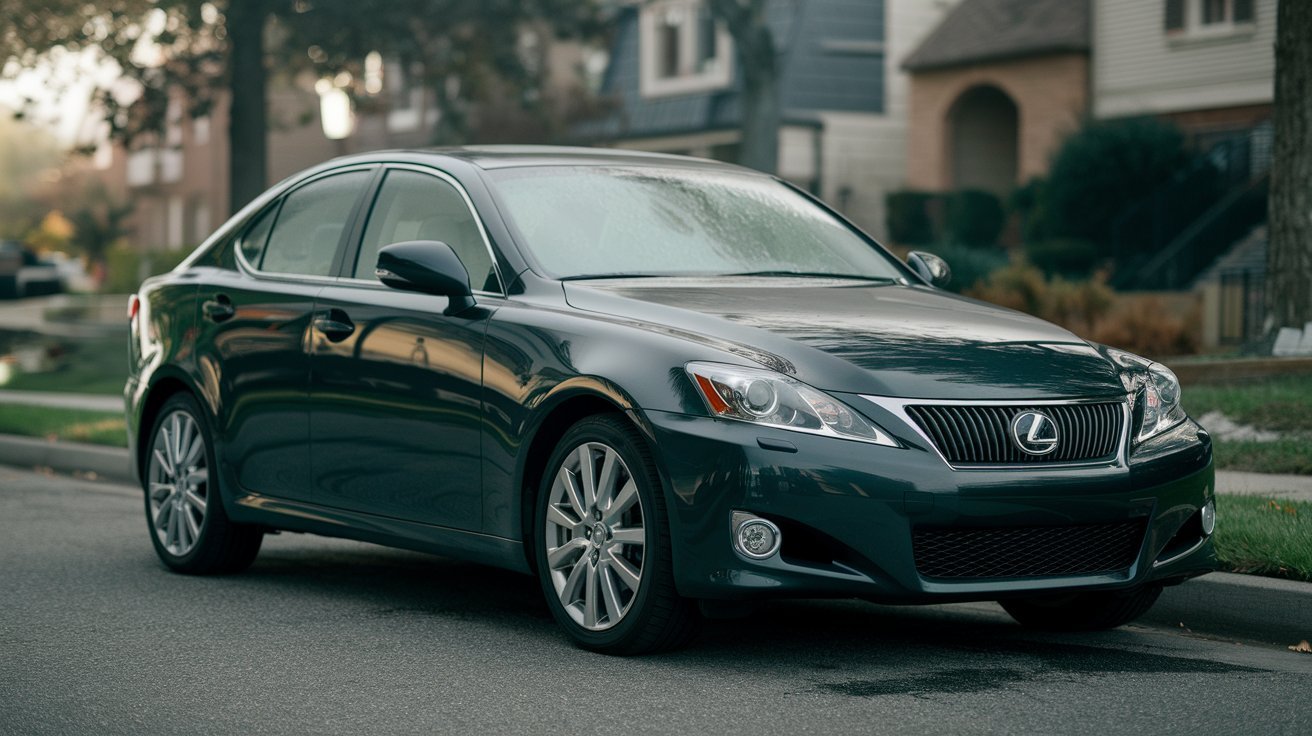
[1265,500,1299,518]
[1290,640,1311,654]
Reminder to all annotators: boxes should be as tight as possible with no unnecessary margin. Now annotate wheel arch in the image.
[135,370,206,482]
[515,378,669,574]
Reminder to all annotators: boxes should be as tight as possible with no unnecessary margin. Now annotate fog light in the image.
[1201,499,1216,536]
[732,511,781,559]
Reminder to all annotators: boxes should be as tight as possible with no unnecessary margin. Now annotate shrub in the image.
[965,261,1200,357]
[1025,238,1101,278]
[1042,117,1196,247]
[921,242,1010,294]
[945,189,1006,247]
[104,245,191,294]
[885,190,936,245]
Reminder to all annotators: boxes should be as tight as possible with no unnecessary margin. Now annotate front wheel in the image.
[533,414,698,655]
[1001,584,1163,631]
[143,394,263,574]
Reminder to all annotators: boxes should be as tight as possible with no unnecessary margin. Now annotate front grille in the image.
[912,521,1146,579]
[906,402,1124,466]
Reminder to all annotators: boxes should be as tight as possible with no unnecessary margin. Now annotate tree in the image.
[1268,0,1312,330]
[707,0,779,174]
[1,1,601,213]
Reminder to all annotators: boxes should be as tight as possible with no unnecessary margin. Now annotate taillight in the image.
[128,294,140,322]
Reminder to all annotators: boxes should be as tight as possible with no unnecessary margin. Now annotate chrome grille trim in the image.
[860,395,1132,471]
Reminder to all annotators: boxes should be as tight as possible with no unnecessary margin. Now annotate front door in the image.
[308,167,502,530]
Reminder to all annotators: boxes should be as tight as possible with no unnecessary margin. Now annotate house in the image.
[901,0,1090,196]
[576,0,957,239]
[1093,0,1273,145]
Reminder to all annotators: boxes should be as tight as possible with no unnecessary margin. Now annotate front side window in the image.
[486,166,905,282]
[259,170,371,277]
[354,170,498,292]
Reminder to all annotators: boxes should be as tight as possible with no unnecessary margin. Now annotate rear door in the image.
[307,165,502,531]
[195,166,375,502]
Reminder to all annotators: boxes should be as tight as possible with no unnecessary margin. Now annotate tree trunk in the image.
[1268,0,1312,330]
[226,0,268,214]
[711,0,779,174]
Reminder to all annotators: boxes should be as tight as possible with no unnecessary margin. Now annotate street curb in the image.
[0,434,1307,647]
[1144,572,1312,648]
[0,433,134,485]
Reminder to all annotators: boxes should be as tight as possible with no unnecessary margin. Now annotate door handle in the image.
[314,311,356,342]
[203,294,235,323]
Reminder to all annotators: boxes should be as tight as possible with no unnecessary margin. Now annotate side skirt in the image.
[229,492,531,574]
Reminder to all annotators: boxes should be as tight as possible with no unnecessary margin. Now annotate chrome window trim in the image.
[860,394,1133,471]
[232,162,507,298]
[354,162,507,297]
[233,164,379,283]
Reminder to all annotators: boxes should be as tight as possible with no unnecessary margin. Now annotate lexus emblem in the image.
[1010,411,1059,455]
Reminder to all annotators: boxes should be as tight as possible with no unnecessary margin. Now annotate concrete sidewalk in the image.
[1217,470,1312,502]
[0,390,123,413]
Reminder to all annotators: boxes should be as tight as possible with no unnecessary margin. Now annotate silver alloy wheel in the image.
[543,442,646,631]
[147,409,209,557]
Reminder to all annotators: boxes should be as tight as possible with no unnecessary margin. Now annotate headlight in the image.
[1106,348,1186,443]
[685,362,898,446]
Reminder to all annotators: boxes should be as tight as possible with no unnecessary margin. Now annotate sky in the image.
[0,47,122,147]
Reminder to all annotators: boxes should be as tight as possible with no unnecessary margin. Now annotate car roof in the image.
[317,145,762,174]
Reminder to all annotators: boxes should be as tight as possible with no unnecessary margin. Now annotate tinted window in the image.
[355,170,498,292]
[261,171,371,276]
[486,166,904,281]
[238,205,277,267]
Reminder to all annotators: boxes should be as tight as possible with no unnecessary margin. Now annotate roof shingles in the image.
[902,0,1089,72]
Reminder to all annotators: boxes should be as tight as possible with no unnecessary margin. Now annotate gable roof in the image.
[902,0,1089,72]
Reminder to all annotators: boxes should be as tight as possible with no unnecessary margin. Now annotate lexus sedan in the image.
[126,146,1215,654]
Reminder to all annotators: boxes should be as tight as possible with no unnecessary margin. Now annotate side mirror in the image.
[906,251,951,288]
[376,240,476,314]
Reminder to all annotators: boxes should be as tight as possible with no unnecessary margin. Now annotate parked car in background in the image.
[125,147,1216,655]
[0,240,64,299]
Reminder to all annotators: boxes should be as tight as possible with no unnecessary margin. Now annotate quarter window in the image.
[354,170,498,292]
[259,171,371,277]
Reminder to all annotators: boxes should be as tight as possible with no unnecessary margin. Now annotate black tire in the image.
[143,393,263,574]
[533,414,699,655]
[1000,584,1163,631]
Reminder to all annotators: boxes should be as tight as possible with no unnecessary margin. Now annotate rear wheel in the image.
[533,414,698,654]
[1001,584,1163,631]
[144,394,263,574]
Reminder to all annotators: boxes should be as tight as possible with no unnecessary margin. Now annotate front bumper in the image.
[645,404,1215,603]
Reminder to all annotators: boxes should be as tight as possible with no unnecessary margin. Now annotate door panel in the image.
[195,272,321,501]
[198,167,374,501]
[308,285,492,530]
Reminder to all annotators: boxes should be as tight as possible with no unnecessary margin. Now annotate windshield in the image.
[485,166,906,281]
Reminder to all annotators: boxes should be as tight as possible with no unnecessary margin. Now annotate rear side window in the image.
[354,170,498,292]
[260,170,371,277]
[238,205,276,267]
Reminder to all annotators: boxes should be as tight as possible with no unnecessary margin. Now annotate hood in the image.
[563,277,1125,400]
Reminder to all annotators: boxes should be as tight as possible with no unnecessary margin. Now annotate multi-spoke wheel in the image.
[534,415,698,654]
[143,394,263,574]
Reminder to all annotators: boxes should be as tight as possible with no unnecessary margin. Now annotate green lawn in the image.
[0,405,127,447]
[1184,375,1312,475]
[0,336,129,396]
[1214,494,1312,583]
[1185,374,1312,433]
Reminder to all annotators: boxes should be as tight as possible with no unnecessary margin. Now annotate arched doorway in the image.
[949,85,1019,195]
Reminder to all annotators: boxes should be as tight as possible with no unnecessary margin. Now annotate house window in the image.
[1166,0,1256,37]
[640,0,732,97]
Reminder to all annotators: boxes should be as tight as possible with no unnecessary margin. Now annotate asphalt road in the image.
[2,466,1309,736]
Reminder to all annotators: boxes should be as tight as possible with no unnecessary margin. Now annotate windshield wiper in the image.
[718,271,900,283]
[559,273,672,281]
